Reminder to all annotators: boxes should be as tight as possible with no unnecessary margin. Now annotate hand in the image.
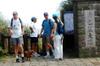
[50,33,54,40]
[9,30,13,36]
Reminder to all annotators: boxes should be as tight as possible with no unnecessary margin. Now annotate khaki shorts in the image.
[42,36,54,48]
[42,36,50,45]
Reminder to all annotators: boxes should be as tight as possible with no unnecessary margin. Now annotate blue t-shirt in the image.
[42,19,54,37]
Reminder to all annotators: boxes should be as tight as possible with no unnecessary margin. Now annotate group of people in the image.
[8,11,64,63]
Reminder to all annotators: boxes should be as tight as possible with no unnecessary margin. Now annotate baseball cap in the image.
[31,17,36,21]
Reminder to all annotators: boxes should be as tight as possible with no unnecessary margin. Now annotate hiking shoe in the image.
[21,57,25,63]
[59,58,63,61]
[33,53,40,57]
[44,55,50,58]
[16,58,20,63]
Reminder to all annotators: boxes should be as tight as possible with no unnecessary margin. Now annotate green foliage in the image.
[1,24,8,36]
[24,26,31,36]
[60,0,73,11]
[0,14,8,36]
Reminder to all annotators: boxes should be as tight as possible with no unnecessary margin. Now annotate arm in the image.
[50,20,55,40]
[21,25,24,32]
[58,18,64,26]
[40,27,43,35]
[39,27,43,38]
[30,27,34,33]
[40,21,44,36]
[50,20,55,34]
[21,25,25,35]
[51,25,55,34]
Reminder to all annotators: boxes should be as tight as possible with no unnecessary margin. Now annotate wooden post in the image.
[4,37,8,54]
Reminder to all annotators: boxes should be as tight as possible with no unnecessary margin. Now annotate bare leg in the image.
[18,44,24,57]
[32,43,35,52]
[15,44,19,58]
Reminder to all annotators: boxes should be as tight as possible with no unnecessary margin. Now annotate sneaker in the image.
[59,58,63,61]
[33,53,40,57]
[44,55,50,58]
[36,53,40,57]
[21,57,25,63]
[16,58,20,63]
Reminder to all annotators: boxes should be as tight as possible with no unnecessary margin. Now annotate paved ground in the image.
[0,56,100,66]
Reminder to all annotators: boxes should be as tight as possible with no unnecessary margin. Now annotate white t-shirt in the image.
[30,22,39,37]
[11,18,23,38]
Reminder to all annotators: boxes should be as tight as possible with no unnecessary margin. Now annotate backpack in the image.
[48,19,53,29]
[43,19,53,29]
[10,18,23,28]
[57,22,64,35]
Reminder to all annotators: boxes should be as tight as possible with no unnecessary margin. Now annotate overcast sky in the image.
[0,0,63,28]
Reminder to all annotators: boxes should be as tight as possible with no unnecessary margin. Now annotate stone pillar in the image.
[76,0,100,57]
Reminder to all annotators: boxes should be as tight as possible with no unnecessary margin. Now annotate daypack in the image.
[10,18,23,28]
[57,22,64,35]
[48,19,53,29]
[43,19,53,30]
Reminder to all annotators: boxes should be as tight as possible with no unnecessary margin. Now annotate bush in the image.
[24,26,31,36]
[60,0,73,11]
[0,14,8,36]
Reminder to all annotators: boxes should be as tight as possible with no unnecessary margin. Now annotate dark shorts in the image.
[30,37,38,44]
[42,36,50,45]
[11,37,23,45]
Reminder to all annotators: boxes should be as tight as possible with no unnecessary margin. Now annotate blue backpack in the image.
[57,22,64,35]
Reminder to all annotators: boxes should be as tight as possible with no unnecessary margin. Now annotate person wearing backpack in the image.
[8,11,25,62]
[40,12,54,58]
[52,14,64,60]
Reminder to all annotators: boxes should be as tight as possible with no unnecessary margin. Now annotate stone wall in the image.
[77,2,100,57]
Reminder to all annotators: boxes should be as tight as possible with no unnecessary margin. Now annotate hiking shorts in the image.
[30,37,38,44]
[42,36,50,45]
[11,36,23,45]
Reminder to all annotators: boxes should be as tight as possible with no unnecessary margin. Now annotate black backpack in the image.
[10,18,22,27]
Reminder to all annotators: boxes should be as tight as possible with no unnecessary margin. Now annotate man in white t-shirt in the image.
[30,17,39,56]
[8,11,25,62]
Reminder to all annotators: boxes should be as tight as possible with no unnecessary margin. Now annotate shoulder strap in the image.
[10,18,13,27]
[11,18,23,27]
[49,19,51,27]
[19,18,23,26]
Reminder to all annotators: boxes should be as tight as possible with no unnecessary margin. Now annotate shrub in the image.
[0,14,8,36]
[24,26,31,36]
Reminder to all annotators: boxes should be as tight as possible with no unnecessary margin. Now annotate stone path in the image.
[0,56,100,66]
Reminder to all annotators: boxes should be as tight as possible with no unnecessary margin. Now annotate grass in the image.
[0,55,8,61]
[0,54,15,62]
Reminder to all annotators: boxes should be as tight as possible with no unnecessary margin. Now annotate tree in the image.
[0,13,8,56]
[0,14,8,36]
[60,0,73,11]
[60,0,73,22]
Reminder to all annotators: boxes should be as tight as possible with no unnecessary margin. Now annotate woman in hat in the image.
[52,14,64,60]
